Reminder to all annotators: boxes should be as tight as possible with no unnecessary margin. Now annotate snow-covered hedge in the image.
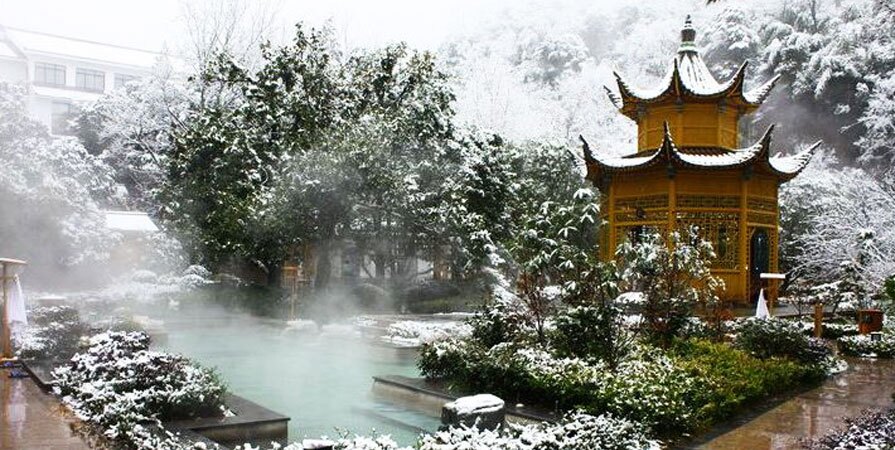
[52,331,226,449]
[15,305,87,361]
[805,408,895,449]
[421,319,839,436]
[235,412,659,450]
[838,334,895,358]
[732,317,832,366]
[382,320,472,348]
[419,412,660,450]
[421,338,700,434]
[793,320,860,339]
[236,436,409,450]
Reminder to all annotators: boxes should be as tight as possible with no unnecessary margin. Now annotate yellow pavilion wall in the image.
[600,169,781,304]
[636,104,739,150]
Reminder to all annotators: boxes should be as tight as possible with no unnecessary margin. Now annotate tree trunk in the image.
[315,241,332,291]
[266,260,283,287]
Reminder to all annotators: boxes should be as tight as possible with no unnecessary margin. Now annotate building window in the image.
[51,101,75,135]
[75,68,105,92]
[34,62,66,86]
[114,74,138,89]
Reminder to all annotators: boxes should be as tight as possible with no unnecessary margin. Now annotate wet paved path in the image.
[683,358,895,449]
[0,366,90,450]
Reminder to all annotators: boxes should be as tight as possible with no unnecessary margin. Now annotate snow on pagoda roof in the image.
[607,16,776,116]
[582,123,820,181]
[769,141,823,175]
[104,211,159,232]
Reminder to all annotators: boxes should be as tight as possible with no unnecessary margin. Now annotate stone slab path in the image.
[681,357,895,449]
[0,366,90,450]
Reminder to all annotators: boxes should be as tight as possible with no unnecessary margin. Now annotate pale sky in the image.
[0,0,642,55]
[0,0,527,53]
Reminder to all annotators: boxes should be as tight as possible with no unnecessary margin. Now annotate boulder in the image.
[441,394,506,430]
[302,439,335,450]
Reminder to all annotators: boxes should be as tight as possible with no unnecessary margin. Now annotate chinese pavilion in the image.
[582,17,821,304]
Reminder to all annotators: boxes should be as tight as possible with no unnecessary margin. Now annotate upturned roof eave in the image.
[612,61,774,119]
[586,124,789,174]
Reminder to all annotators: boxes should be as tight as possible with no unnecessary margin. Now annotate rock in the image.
[441,394,506,430]
[302,439,335,449]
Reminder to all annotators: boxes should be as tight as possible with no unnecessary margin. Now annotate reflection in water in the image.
[0,367,88,449]
[684,358,895,449]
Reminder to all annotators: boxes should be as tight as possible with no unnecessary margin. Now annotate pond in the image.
[139,298,441,446]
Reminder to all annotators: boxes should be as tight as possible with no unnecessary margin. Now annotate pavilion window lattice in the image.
[615,225,668,246]
[746,211,777,225]
[614,194,669,223]
[747,197,777,213]
[676,194,740,209]
[675,211,740,270]
[614,194,669,211]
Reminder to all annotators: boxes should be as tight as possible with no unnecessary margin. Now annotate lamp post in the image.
[1,258,27,361]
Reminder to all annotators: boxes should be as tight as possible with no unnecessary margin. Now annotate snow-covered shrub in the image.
[838,334,895,358]
[418,412,660,450]
[468,295,532,348]
[617,228,723,347]
[804,408,895,450]
[551,304,632,366]
[419,336,493,383]
[794,320,859,339]
[422,338,698,434]
[600,346,700,433]
[16,305,88,361]
[382,320,472,348]
[733,318,831,365]
[329,436,410,450]
[674,339,825,425]
[52,331,226,448]
[236,434,412,450]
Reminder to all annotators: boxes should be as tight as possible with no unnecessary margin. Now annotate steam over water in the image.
[136,295,440,445]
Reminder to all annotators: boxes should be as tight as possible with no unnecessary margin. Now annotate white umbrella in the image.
[755,288,770,319]
[8,275,26,326]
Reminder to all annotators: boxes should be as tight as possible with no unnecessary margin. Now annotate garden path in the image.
[682,357,895,449]
[0,366,90,450]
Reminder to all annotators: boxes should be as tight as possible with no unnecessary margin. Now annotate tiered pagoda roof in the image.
[581,124,821,182]
[606,16,779,120]
[586,16,821,185]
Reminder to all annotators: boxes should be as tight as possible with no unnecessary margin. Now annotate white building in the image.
[0,24,164,134]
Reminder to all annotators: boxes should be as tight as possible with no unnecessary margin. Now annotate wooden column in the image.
[1,263,10,359]
[607,181,616,257]
[668,173,676,235]
[739,174,750,303]
[813,303,824,338]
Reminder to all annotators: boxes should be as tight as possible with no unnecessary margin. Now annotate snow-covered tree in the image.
[166,26,462,286]
[779,153,895,292]
[617,228,722,347]
[75,61,189,211]
[0,82,117,283]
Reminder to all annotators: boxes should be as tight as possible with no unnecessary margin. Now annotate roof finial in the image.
[680,15,697,52]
